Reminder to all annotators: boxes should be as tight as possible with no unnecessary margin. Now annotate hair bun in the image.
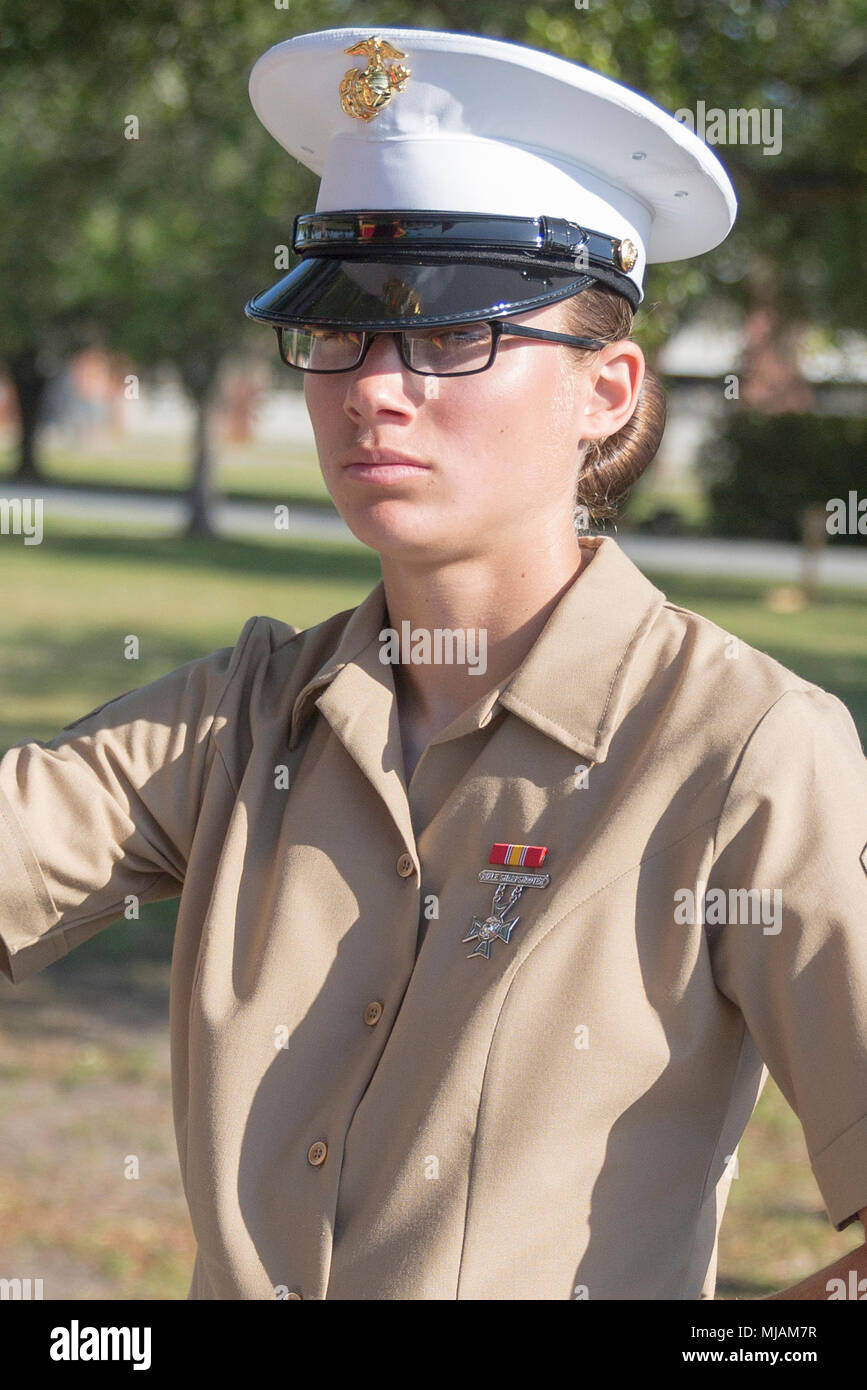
[560,287,667,525]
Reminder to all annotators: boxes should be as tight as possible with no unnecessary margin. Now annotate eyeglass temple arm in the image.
[496,323,607,350]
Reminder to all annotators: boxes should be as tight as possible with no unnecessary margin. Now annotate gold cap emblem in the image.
[616,238,638,272]
[339,36,411,123]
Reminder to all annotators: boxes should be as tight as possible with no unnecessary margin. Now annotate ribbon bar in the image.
[489,843,548,868]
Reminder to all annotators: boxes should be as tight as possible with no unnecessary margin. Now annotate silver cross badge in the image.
[462,868,550,961]
[462,885,522,960]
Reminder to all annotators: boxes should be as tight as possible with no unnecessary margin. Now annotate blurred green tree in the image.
[1,0,864,520]
[0,2,151,479]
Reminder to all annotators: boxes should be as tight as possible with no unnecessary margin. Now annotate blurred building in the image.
[653,314,867,493]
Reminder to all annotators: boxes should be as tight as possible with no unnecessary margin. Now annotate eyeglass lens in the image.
[281,323,495,375]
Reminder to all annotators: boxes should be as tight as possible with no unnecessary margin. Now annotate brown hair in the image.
[559,286,666,525]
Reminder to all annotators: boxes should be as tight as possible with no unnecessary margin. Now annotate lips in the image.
[343,449,430,468]
[342,449,432,484]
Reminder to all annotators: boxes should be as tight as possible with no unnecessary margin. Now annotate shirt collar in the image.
[287,580,394,753]
[288,536,667,763]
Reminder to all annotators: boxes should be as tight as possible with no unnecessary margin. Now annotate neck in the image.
[381,535,588,736]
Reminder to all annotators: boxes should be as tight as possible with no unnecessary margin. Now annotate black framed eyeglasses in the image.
[274,319,607,377]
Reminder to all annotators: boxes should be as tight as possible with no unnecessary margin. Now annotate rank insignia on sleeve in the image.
[462,843,551,960]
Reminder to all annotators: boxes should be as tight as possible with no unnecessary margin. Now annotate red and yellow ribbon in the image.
[489,843,548,869]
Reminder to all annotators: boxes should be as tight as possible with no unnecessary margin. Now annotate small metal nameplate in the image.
[478,869,550,889]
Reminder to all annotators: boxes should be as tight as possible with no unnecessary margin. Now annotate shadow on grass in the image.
[1,474,337,515]
[714,1276,778,1299]
[643,568,867,608]
[31,531,382,584]
[763,1204,830,1224]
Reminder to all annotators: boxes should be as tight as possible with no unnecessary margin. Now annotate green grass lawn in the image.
[0,520,864,1299]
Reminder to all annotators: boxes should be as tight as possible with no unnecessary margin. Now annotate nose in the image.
[343,332,420,423]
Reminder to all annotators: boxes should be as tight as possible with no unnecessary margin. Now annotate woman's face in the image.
[303,297,640,565]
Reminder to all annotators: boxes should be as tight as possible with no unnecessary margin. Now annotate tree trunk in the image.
[180,354,220,540]
[8,348,50,481]
[738,304,815,413]
[185,389,218,539]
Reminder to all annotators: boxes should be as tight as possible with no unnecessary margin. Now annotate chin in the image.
[337,504,459,559]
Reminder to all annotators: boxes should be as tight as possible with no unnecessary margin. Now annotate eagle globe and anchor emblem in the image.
[339,37,412,123]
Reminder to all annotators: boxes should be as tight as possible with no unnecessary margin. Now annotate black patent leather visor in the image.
[244,255,612,330]
[245,211,641,327]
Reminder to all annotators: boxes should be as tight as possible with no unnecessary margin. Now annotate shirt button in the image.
[287,1291,302,1300]
[396,852,415,877]
[307,1140,327,1166]
[364,1001,383,1026]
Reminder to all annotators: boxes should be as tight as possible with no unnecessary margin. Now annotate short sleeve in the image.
[707,686,867,1232]
[0,616,265,985]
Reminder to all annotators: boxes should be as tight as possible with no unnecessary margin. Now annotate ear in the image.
[580,341,645,442]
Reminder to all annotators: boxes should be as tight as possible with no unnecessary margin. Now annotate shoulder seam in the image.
[260,615,306,656]
[710,686,834,862]
[207,616,268,771]
[661,602,824,692]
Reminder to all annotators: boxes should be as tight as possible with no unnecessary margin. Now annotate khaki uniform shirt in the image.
[1,535,866,1300]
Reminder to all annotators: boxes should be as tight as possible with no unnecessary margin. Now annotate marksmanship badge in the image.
[463,843,551,960]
